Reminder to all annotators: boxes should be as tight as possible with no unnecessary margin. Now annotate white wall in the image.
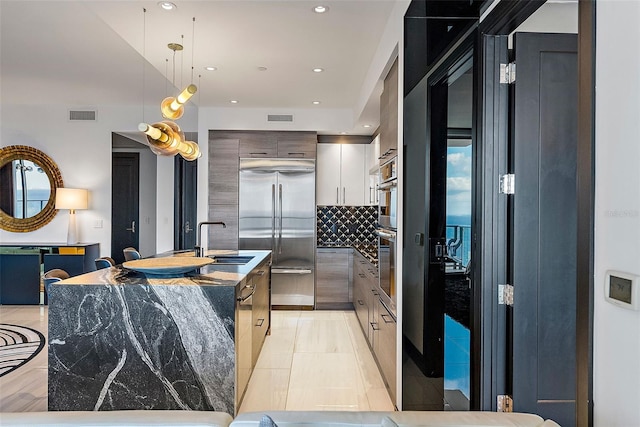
[0,101,194,257]
[594,2,640,425]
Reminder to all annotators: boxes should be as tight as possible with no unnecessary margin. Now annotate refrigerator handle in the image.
[271,184,276,256]
[336,187,339,204]
[278,184,283,254]
[343,187,346,204]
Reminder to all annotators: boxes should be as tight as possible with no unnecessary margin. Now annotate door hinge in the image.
[497,394,513,412]
[499,63,516,84]
[499,174,515,195]
[498,284,514,306]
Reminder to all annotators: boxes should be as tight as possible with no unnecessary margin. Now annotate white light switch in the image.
[93,220,103,228]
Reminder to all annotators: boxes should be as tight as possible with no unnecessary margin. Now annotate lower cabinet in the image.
[0,243,100,305]
[375,298,397,403]
[315,247,352,309]
[352,249,396,405]
[236,260,271,411]
[251,265,270,366]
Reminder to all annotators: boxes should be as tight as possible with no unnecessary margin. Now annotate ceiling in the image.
[0,0,398,134]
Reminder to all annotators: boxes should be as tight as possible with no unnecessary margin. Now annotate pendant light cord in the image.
[142,7,146,123]
[180,34,184,89]
[191,17,196,84]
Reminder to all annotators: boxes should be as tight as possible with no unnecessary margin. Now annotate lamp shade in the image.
[55,188,88,210]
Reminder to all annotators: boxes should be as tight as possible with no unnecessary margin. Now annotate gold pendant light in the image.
[139,21,201,161]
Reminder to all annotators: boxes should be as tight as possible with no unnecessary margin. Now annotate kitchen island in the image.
[47,250,271,415]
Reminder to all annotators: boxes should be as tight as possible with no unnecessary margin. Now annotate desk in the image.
[0,243,99,305]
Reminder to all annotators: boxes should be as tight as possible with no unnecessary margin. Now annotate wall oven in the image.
[376,227,396,315]
[377,156,397,314]
[379,157,397,230]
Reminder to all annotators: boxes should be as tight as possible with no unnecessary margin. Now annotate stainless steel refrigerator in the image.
[239,158,316,308]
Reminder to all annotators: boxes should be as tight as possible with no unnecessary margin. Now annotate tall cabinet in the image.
[316,143,366,206]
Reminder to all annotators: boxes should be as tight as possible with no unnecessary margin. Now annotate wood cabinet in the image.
[209,134,240,250]
[315,247,352,309]
[352,248,396,404]
[316,144,366,206]
[375,297,397,403]
[276,131,317,158]
[251,262,270,366]
[236,259,271,410]
[237,131,316,159]
[352,251,378,343]
[379,58,399,163]
[365,135,380,206]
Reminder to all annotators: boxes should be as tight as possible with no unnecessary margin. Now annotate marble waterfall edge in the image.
[48,282,236,414]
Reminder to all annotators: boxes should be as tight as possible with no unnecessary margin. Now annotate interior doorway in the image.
[443,59,473,411]
[402,40,475,411]
[111,152,139,264]
[111,133,157,263]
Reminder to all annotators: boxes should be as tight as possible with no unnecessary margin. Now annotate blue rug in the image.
[0,323,45,378]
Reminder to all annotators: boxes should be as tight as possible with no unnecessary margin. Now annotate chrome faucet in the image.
[195,221,226,257]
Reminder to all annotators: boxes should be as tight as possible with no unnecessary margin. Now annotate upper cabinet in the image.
[238,131,316,159]
[379,58,399,163]
[365,135,380,206]
[317,144,366,206]
[276,132,317,158]
[366,135,380,172]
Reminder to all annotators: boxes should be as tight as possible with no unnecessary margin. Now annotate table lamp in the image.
[55,188,88,244]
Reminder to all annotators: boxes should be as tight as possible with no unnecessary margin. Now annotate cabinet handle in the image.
[255,318,265,327]
[288,152,305,157]
[370,322,380,331]
[250,152,268,156]
[357,300,364,306]
[125,221,136,233]
[343,187,346,204]
[381,314,395,324]
[256,270,265,276]
[336,187,339,204]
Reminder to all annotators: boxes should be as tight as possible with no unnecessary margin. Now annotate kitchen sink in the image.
[207,255,255,265]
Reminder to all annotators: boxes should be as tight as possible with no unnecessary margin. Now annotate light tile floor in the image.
[0,306,394,413]
[239,310,395,413]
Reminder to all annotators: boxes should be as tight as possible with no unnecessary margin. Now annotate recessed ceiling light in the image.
[313,5,329,13]
[158,2,177,11]
[230,100,239,104]
[205,66,217,71]
[312,68,324,73]
[363,124,371,128]
[312,101,321,105]
[258,66,268,71]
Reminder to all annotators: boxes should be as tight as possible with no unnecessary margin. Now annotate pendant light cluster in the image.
[139,14,201,161]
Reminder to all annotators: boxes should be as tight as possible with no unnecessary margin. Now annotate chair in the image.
[123,247,141,261]
[43,268,70,305]
[95,256,115,270]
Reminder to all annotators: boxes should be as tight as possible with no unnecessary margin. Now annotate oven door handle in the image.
[375,229,396,241]
[379,179,397,190]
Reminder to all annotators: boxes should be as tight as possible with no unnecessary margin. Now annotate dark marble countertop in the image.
[352,244,378,267]
[56,249,271,288]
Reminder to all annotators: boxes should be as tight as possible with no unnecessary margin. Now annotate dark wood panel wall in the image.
[380,58,399,163]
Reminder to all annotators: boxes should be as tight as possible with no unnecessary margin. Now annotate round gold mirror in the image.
[0,145,64,232]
